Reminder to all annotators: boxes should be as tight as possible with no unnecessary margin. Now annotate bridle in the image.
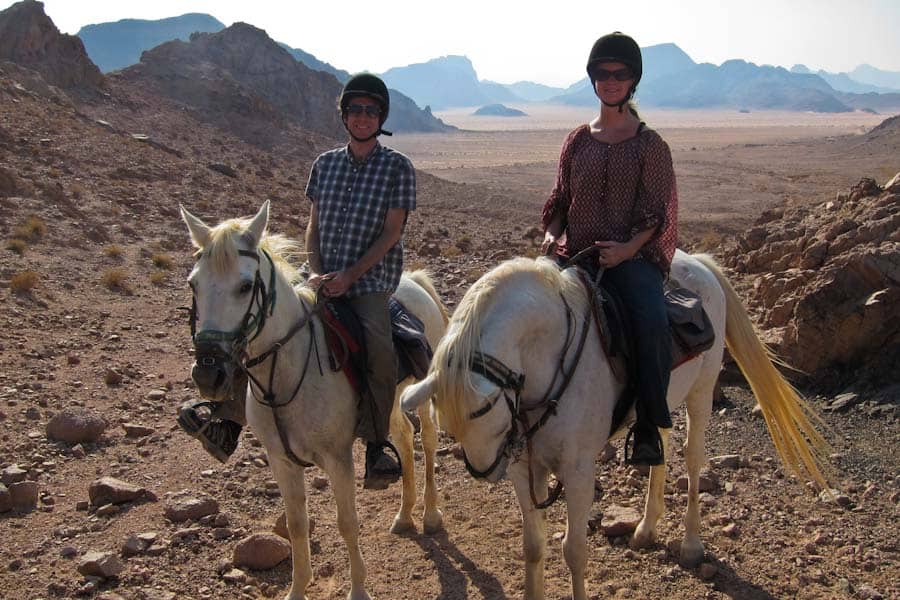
[462,285,594,509]
[188,247,321,467]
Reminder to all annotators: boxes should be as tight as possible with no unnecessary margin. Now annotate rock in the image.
[600,504,641,537]
[146,389,167,401]
[310,476,328,490]
[699,562,718,580]
[722,523,739,537]
[164,493,219,522]
[1,464,27,485]
[71,444,86,458]
[77,551,124,578]
[46,408,107,443]
[598,442,617,463]
[222,568,247,584]
[122,423,155,438]
[104,369,123,385]
[9,480,39,511]
[676,471,719,492]
[0,483,11,512]
[88,477,156,506]
[232,533,291,570]
[121,535,147,557]
[826,392,860,413]
[208,163,238,178]
[857,585,884,599]
[60,545,78,558]
[709,454,741,469]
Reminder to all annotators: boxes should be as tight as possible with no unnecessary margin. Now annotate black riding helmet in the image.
[586,32,642,111]
[339,73,392,139]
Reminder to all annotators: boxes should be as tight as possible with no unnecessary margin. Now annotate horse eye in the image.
[239,281,253,294]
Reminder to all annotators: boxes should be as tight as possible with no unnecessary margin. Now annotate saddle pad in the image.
[320,297,433,399]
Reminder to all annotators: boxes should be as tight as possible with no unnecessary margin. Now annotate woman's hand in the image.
[540,231,558,255]
[594,240,633,268]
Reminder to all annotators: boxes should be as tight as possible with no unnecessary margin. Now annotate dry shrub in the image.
[101,268,132,293]
[70,183,85,200]
[104,244,123,259]
[149,271,167,286]
[442,245,461,258]
[6,238,27,255]
[14,215,47,241]
[694,232,726,253]
[10,270,39,293]
[151,253,173,269]
[455,235,473,252]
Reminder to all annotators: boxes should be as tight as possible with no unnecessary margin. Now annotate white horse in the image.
[401,251,829,600]
[182,201,448,600]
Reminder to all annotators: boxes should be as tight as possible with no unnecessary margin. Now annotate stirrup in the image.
[624,423,664,466]
[364,440,402,490]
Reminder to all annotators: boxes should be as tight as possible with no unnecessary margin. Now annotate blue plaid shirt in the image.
[305,142,416,298]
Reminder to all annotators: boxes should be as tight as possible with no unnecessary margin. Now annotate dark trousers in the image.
[602,259,673,429]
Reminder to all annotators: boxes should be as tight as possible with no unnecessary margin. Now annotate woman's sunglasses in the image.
[346,104,382,118]
[593,67,634,82]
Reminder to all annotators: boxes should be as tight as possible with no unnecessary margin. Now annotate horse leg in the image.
[631,428,671,549]
[269,458,312,600]
[418,402,443,534]
[389,399,417,534]
[323,454,371,600]
[681,386,713,566]
[561,464,594,600]
[511,466,549,600]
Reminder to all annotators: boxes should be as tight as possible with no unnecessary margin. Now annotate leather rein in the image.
[189,248,322,468]
[463,281,595,510]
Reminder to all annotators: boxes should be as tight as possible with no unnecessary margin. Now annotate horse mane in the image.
[430,257,585,437]
[202,217,312,301]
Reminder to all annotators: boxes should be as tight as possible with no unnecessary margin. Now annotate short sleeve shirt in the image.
[541,124,678,273]
[306,142,416,298]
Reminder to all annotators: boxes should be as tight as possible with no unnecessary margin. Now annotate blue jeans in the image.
[601,259,673,429]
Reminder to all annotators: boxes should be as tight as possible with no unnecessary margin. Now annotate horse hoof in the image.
[423,510,444,535]
[390,515,416,535]
[630,522,657,549]
[679,540,705,567]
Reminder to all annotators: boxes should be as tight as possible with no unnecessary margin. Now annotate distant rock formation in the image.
[0,0,103,91]
[77,13,225,73]
[723,166,900,386]
[116,23,345,141]
[472,104,527,117]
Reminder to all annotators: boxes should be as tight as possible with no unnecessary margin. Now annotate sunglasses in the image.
[346,104,382,118]
[593,67,634,82]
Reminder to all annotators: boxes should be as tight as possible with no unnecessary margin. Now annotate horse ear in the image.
[246,200,270,247]
[401,373,436,411]
[181,204,211,249]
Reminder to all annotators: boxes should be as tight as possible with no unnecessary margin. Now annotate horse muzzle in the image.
[191,343,238,401]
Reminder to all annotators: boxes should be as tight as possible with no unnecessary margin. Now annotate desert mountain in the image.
[502,80,566,102]
[279,43,350,82]
[0,0,103,91]
[850,63,900,90]
[381,55,526,110]
[77,13,225,73]
[791,64,899,94]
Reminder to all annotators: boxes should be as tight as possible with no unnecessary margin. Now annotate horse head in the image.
[181,201,272,401]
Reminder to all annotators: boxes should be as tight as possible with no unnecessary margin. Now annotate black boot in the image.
[363,441,402,490]
[625,422,664,466]
[178,400,242,463]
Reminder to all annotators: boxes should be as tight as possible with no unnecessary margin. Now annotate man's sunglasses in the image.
[346,104,382,118]
[593,67,634,82]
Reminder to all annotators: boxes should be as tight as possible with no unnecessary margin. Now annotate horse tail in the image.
[406,269,450,326]
[693,254,831,490]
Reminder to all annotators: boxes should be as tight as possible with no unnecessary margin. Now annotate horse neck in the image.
[246,268,315,359]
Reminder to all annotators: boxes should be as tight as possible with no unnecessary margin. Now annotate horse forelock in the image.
[200,218,305,289]
[430,257,585,437]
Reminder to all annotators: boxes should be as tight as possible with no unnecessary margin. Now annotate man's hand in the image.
[307,272,333,290]
[594,240,633,268]
[320,270,355,297]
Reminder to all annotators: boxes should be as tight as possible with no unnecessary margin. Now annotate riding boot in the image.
[178,370,248,462]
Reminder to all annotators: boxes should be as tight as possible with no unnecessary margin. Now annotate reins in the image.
[465,258,596,509]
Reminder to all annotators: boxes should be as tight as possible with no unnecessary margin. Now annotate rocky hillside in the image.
[0,0,103,92]
[724,173,899,389]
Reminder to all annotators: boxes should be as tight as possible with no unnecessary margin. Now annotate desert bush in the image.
[104,244,123,258]
[6,238,27,255]
[149,271,168,286]
[442,245,461,258]
[101,268,132,294]
[70,183,85,200]
[10,270,39,293]
[14,215,47,240]
[694,232,726,253]
[455,235,473,252]
[151,253,173,269]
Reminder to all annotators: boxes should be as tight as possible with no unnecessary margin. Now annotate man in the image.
[179,73,414,489]
[305,73,415,487]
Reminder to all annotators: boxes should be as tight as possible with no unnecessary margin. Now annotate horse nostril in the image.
[192,363,225,391]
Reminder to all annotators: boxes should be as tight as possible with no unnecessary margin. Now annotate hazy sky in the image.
[9,0,900,87]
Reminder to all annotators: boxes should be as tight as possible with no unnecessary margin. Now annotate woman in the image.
[540,32,678,466]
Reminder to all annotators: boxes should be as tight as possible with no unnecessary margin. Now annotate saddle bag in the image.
[665,287,716,357]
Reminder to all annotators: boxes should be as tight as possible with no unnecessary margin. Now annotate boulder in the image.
[88,477,156,507]
[232,533,291,570]
[46,408,107,443]
[77,551,124,578]
[164,493,219,523]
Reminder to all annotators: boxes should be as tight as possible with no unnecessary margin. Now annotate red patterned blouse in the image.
[541,124,678,273]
